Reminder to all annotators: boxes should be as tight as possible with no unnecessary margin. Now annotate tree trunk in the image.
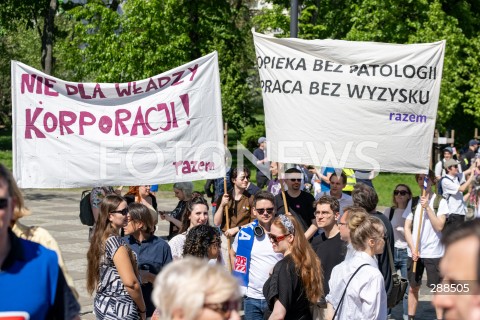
[41,0,58,75]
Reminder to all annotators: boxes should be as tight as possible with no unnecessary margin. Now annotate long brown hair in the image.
[272,215,323,303]
[179,196,209,233]
[86,194,137,295]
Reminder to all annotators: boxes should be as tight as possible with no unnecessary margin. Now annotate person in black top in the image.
[352,183,395,297]
[274,168,317,240]
[311,195,347,297]
[461,139,479,170]
[263,214,323,320]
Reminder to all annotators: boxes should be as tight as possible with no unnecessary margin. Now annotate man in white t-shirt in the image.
[315,171,353,216]
[441,158,476,233]
[232,191,283,320]
[404,171,447,320]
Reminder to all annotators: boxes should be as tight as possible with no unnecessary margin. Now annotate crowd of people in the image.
[1,137,480,320]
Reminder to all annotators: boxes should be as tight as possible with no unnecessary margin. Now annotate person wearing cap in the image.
[461,139,479,171]
[434,146,462,181]
[253,137,270,189]
[441,157,476,233]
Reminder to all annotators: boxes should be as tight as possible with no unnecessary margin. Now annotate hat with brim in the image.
[444,158,460,170]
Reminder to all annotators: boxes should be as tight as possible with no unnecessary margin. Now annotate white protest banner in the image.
[12,52,225,188]
[253,30,445,174]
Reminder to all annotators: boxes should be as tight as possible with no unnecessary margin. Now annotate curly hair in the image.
[179,196,210,233]
[183,225,220,259]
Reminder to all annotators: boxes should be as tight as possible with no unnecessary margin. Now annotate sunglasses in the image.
[0,197,9,209]
[289,179,301,182]
[394,190,409,196]
[255,207,274,215]
[267,233,290,243]
[238,176,250,181]
[111,207,129,215]
[449,165,458,169]
[204,299,240,317]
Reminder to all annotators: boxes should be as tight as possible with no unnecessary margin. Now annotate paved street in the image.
[19,188,435,319]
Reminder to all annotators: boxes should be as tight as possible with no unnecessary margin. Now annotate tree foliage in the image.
[253,0,480,143]
[56,0,258,133]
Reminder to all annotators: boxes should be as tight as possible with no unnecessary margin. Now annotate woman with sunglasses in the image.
[87,194,146,320]
[263,214,323,320]
[152,257,241,320]
[124,185,158,225]
[123,202,172,318]
[168,196,209,260]
[326,211,387,319]
[382,184,412,319]
[184,224,223,262]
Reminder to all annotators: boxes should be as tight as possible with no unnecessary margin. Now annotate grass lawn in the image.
[373,172,419,207]
[0,130,12,170]
[0,128,420,206]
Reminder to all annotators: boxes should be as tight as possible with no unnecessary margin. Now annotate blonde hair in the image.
[152,257,240,320]
[348,211,384,251]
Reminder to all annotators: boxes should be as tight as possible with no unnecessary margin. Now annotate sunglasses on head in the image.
[111,207,129,215]
[267,233,289,243]
[255,207,274,215]
[394,190,409,196]
[0,197,9,209]
[289,179,301,182]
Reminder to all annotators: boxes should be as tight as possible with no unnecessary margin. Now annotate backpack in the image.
[437,176,453,202]
[79,190,95,226]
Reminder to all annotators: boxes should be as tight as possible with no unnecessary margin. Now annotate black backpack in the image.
[79,190,95,226]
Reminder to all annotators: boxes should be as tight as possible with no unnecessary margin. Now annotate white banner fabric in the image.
[253,31,445,174]
[12,52,225,188]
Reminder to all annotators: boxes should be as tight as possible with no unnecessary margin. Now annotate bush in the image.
[241,125,266,150]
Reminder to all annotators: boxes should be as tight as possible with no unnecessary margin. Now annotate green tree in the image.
[0,0,59,75]
[252,0,480,143]
[57,0,259,133]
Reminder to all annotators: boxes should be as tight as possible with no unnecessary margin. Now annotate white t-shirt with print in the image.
[232,228,283,299]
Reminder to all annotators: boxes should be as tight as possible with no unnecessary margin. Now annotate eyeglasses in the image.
[255,207,274,215]
[394,190,409,196]
[111,207,129,215]
[238,176,250,181]
[337,222,347,226]
[0,197,9,209]
[204,299,240,318]
[289,179,301,182]
[267,233,290,243]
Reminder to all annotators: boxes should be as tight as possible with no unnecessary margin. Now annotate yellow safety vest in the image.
[342,168,356,192]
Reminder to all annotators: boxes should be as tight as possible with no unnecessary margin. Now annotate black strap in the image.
[332,263,369,319]
[388,207,395,221]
